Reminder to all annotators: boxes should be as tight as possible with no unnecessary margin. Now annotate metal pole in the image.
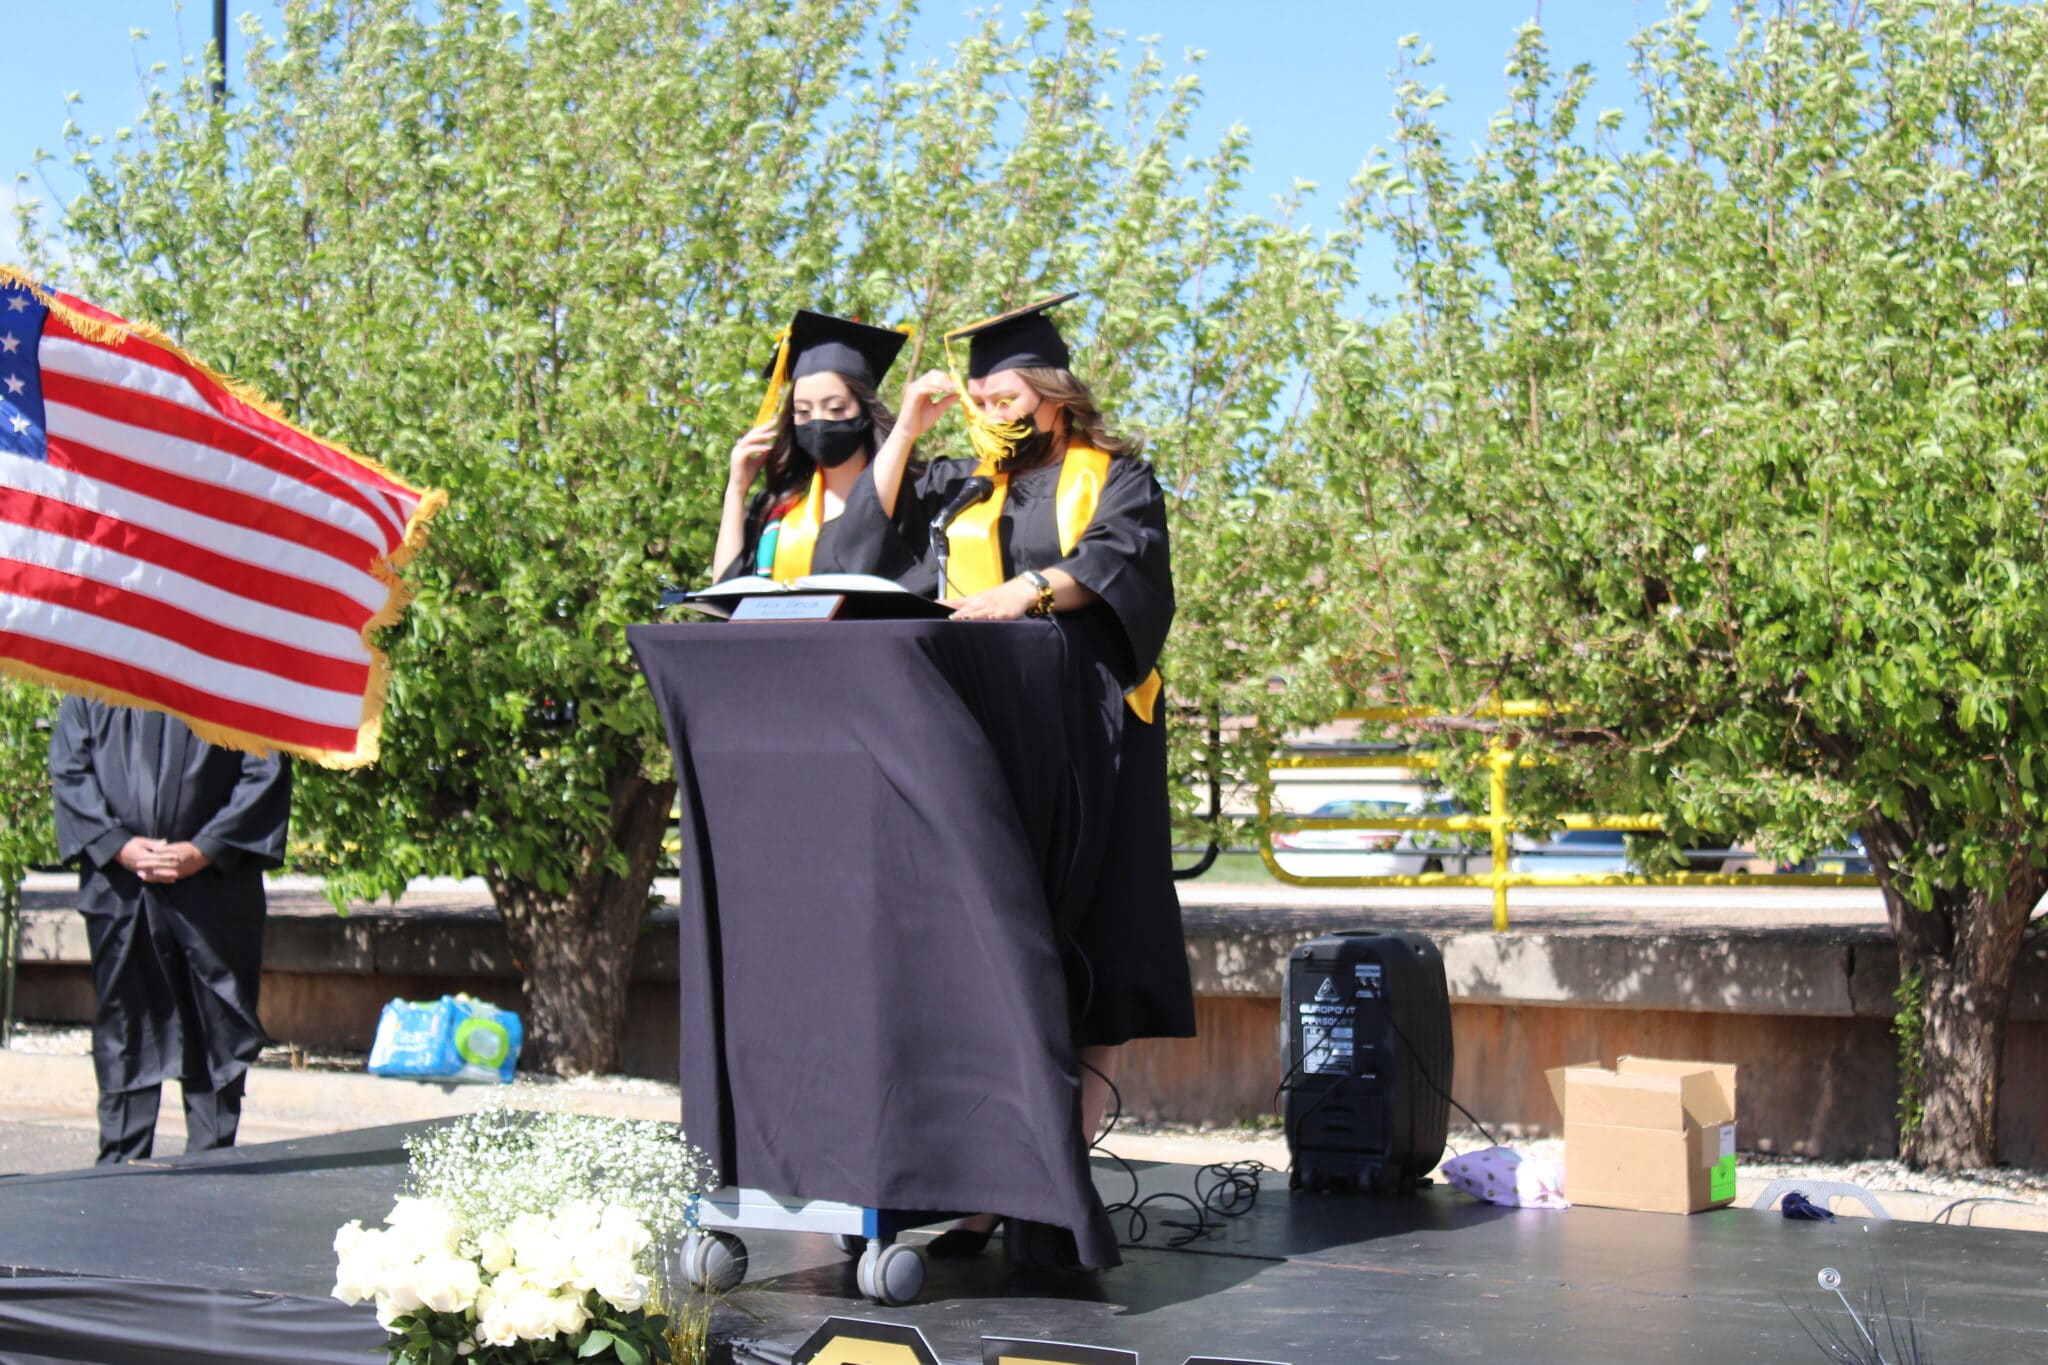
[0,884,18,1049]
[1170,710,1223,881]
[1488,745,1512,932]
[211,0,229,105]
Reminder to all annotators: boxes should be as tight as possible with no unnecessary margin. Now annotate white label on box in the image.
[1719,1123,1737,1160]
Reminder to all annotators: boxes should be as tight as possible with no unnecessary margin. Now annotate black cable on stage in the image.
[1387,1012,1499,1148]
[1269,1011,1494,1173]
[1271,1032,1354,1167]
[1082,1058,1269,1248]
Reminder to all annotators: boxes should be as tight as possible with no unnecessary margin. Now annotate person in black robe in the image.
[889,293,1197,1257]
[47,697,292,1165]
[711,309,930,584]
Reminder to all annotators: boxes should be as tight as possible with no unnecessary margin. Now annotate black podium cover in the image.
[629,619,1121,1267]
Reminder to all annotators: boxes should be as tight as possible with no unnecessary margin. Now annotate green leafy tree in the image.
[0,681,57,1044]
[21,0,1325,1072]
[1308,0,2048,1166]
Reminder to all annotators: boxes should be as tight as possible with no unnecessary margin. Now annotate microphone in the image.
[931,476,996,599]
[931,476,996,537]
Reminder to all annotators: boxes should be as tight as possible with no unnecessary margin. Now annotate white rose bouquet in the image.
[334,1108,708,1365]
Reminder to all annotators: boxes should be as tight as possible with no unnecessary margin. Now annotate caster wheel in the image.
[681,1229,748,1294]
[855,1241,879,1300]
[834,1233,866,1259]
[868,1241,925,1307]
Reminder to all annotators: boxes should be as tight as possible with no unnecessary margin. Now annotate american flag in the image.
[0,273,443,768]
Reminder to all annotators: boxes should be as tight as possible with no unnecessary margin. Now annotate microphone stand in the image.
[931,475,996,602]
[932,525,954,600]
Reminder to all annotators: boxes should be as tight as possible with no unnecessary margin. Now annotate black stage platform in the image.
[2,1125,2044,1363]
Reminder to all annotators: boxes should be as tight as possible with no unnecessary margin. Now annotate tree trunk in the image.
[490,756,676,1076]
[1863,818,2040,1168]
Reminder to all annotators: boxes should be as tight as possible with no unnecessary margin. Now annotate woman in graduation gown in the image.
[890,294,1197,1257]
[711,311,923,583]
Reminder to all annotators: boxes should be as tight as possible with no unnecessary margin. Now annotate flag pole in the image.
[211,0,228,105]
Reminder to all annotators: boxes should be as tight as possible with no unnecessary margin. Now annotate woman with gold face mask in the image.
[888,294,1195,1262]
[711,311,922,584]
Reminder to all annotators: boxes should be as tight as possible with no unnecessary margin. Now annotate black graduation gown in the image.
[718,462,919,583]
[47,698,292,1095]
[912,454,1196,1046]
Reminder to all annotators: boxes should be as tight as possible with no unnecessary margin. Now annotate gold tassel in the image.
[752,327,791,430]
[941,332,1033,469]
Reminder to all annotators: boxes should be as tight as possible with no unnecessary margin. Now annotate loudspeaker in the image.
[1282,930,1452,1194]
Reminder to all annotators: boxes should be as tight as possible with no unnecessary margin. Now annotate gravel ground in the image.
[14,1021,2045,1218]
[5,1021,682,1099]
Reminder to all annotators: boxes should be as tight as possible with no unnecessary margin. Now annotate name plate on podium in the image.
[732,593,844,622]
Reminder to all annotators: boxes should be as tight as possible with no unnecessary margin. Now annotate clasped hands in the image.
[116,836,212,884]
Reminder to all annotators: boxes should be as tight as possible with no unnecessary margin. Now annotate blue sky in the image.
[0,1,1713,283]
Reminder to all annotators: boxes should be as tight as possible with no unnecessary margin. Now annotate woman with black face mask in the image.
[711,311,926,583]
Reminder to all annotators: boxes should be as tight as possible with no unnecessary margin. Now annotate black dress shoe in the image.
[927,1220,1002,1258]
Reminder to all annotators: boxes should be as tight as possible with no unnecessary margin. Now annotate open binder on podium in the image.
[663,573,953,622]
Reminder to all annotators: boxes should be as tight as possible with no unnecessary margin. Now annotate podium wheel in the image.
[855,1241,879,1299]
[682,1229,748,1294]
[869,1241,925,1307]
[833,1233,866,1258]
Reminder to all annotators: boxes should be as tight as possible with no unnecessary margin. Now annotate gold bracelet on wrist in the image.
[1022,570,1056,618]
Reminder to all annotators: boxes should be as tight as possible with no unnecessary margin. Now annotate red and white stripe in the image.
[0,291,435,764]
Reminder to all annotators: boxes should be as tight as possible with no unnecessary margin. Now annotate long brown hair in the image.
[760,375,899,507]
[1003,366,1142,469]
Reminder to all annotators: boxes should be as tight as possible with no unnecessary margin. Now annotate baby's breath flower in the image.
[402,1105,709,1244]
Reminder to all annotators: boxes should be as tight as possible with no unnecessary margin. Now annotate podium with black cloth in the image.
[627,617,1123,1284]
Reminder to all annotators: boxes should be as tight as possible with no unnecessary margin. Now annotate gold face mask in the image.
[944,335,1036,468]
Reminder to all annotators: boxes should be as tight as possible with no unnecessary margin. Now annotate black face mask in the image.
[997,424,1054,472]
[794,416,871,468]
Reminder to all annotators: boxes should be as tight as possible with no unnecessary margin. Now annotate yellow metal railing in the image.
[1256,706,1878,931]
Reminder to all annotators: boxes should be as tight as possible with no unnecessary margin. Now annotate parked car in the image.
[1389,794,1493,875]
[1780,835,1870,875]
[1271,798,1407,855]
[1508,829,1756,876]
[1508,828,1635,876]
[1271,795,1493,879]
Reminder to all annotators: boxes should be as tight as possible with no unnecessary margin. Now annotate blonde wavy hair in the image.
[1005,366,1142,465]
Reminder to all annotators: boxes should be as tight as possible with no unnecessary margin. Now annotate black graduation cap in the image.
[764,310,909,389]
[946,291,1079,379]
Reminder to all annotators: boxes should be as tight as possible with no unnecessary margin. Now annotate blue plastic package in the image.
[367,994,522,1084]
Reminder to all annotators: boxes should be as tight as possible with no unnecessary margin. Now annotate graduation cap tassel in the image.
[942,334,1033,469]
[752,327,792,430]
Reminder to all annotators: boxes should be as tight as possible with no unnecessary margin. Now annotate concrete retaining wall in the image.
[15,890,2047,1163]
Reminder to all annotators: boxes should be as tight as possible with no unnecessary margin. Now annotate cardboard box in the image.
[1545,1057,1738,1214]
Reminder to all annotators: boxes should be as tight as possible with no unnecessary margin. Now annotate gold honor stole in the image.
[768,470,826,581]
[941,445,1163,723]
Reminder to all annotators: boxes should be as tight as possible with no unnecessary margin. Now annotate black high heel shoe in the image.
[927,1218,1003,1258]
[1003,1218,1083,1272]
